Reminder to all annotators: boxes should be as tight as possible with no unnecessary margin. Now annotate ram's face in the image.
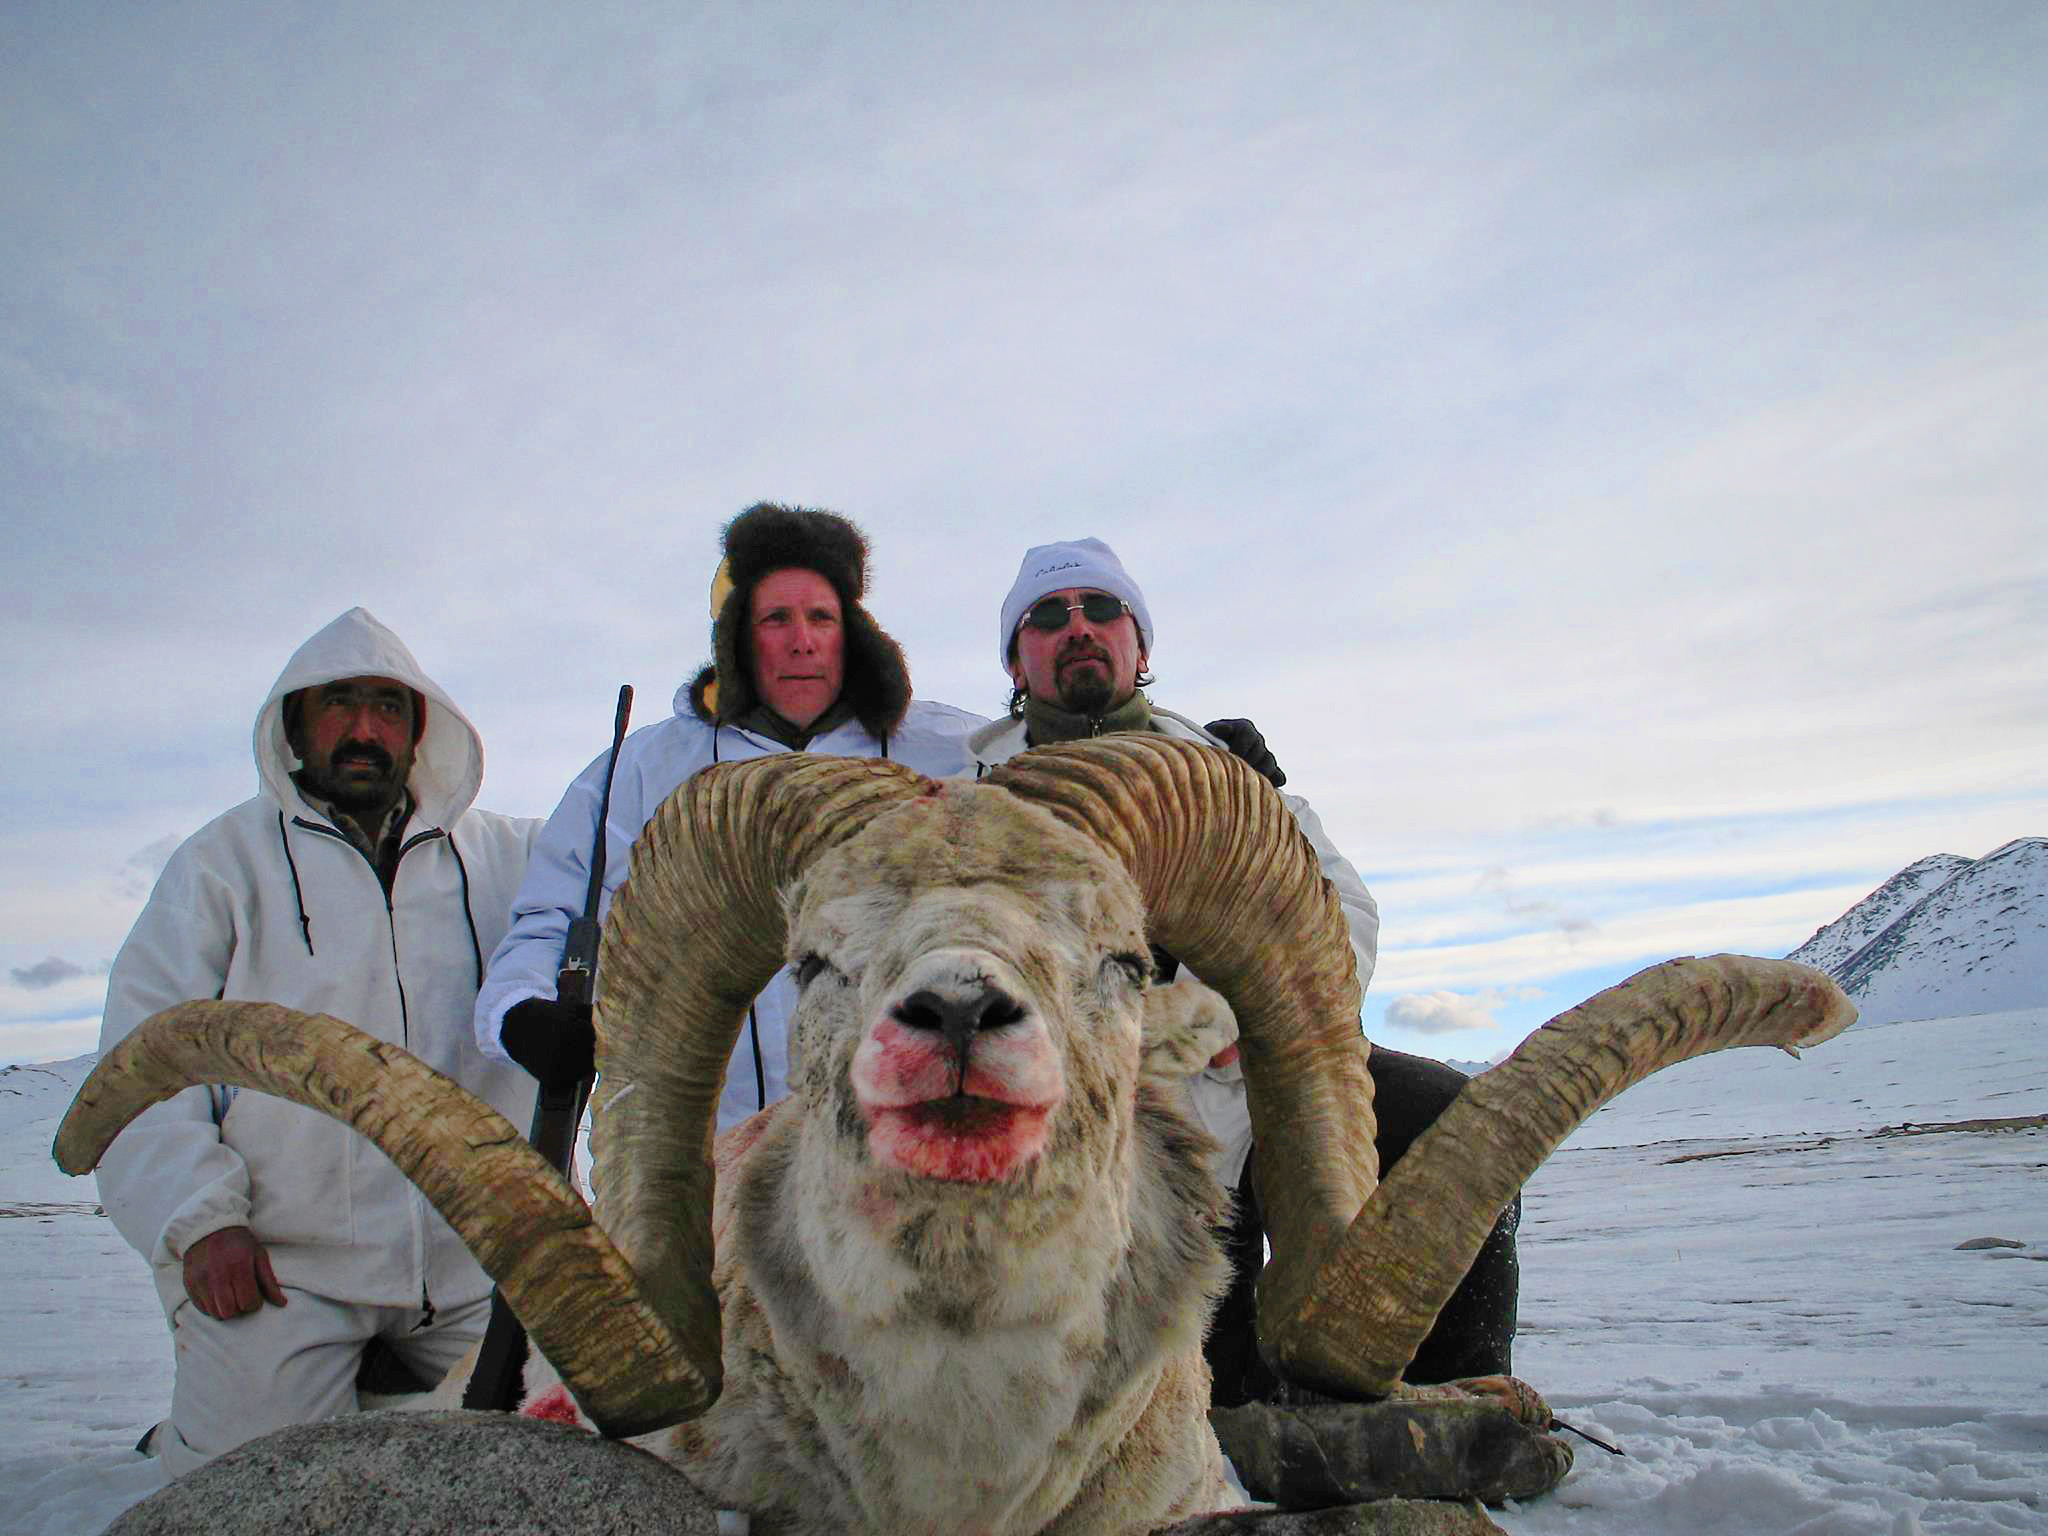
[785,785,1151,1188]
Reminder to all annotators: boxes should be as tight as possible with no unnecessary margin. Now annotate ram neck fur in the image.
[667,1091,1228,1534]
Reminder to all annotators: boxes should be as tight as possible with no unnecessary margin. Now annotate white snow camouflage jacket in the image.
[475,686,987,1132]
[966,707,1380,1186]
[96,608,542,1315]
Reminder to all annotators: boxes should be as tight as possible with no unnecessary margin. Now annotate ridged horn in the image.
[1282,954,1856,1393]
[990,739,1858,1400]
[587,752,940,1416]
[985,735,1380,1373]
[50,1000,704,1435]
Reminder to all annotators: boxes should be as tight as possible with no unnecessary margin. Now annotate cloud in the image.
[9,957,94,990]
[0,6,2040,1082]
[1377,886,1880,998]
[1473,866,1599,938]
[1383,987,1541,1036]
[119,835,184,900]
[0,351,144,459]
[0,1016,103,1069]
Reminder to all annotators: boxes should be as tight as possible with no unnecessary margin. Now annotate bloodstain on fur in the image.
[521,1384,583,1426]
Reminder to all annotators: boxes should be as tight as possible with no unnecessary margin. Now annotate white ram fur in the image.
[420,786,1245,1535]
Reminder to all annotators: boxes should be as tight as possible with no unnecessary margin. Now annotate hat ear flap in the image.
[687,665,719,722]
[688,581,756,725]
[839,602,911,740]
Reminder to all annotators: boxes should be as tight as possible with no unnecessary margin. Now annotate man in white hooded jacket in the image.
[95,608,541,1478]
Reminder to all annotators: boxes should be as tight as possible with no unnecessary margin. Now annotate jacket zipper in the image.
[288,816,450,1317]
[388,827,446,1317]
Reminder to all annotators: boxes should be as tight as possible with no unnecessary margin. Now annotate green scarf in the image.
[734,696,859,751]
[1021,690,1155,746]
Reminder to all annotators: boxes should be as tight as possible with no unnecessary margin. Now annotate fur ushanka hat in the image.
[686,502,913,739]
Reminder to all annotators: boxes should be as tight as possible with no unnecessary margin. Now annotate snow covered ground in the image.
[1499,1008,2047,1535]
[2,1008,2043,1535]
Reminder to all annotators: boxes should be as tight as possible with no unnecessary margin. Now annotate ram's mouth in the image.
[851,1009,1065,1183]
[865,1095,1055,1183]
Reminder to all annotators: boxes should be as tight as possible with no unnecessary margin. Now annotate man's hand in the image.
[182,1226,286,1319]
[1205,718,1287,787]
[501,997,597,1092]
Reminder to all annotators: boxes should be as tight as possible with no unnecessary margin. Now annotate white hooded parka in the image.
[96,608,541,1317]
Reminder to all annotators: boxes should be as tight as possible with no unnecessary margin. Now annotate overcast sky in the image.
[4,2,2042,1068]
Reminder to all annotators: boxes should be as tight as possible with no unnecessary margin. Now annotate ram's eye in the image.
[1106,951,1152,988]
[795,954,830,988]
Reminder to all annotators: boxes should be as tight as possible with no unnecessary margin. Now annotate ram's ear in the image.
[1139,972,1239,1083]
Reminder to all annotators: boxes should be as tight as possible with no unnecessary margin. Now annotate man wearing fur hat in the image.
[95,608,543,1477]
[477,503,984,1130]
[968,538,1520,1403]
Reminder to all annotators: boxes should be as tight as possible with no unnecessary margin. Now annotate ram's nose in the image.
[891,982,1027,1057]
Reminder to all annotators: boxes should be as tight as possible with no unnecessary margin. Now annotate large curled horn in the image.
[989,737,1856,1400]
[1287,954,1855,1392]
[51,1001,700,1435]
[587,753,939,1414]
[985,736,1380,1370]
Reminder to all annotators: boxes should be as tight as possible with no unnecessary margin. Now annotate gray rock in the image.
[1955,1236,2026,1250]
[107,1410,720,1535]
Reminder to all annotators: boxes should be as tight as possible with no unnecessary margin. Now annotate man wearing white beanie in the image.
[969,537,1520,1405]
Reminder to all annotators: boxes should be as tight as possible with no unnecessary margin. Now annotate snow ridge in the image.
[1,1057,99,1208]
[1786,853,1971,972]
[1794,837,2048,1028]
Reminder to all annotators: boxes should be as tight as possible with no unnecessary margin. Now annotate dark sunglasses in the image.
[1022,593,1129,632]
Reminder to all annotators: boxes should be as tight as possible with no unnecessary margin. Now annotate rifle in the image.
[464,683,633,1413]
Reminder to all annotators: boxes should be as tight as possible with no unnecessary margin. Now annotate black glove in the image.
[1205,718,1287,788]
[500,997,596,1092]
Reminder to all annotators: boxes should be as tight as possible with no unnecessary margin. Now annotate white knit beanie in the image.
[998,538,1155,669]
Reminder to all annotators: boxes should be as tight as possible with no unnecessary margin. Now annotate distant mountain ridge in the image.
[0,1053,94,1109]
[1788,854,1973,973]
[1789,838,2048,1027]
[0,1054,97,1204]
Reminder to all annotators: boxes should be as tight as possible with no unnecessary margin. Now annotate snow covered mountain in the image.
[1787,852,1973,973]
[0,1055,96,1206]
[1790,837,2048,1028]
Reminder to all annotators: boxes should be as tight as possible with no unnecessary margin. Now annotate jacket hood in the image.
[253,607,485,827]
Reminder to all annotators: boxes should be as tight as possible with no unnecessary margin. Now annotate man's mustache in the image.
[331,741,396,773]
[1056,642,1111,667]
